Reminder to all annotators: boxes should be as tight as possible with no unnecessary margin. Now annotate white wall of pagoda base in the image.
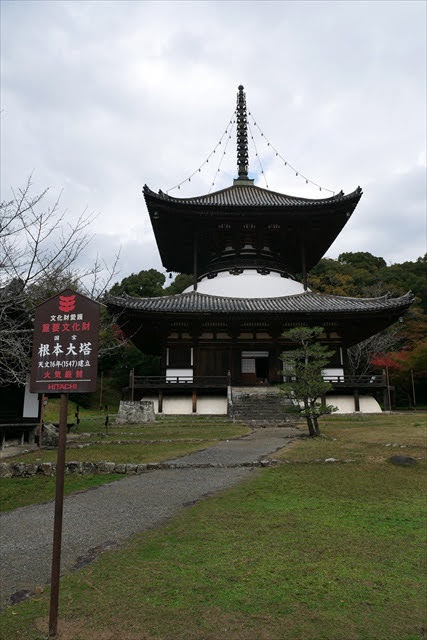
[197,396,228,414]
[142,395,228,415]
[327,395,382,414]
[141,393,381,416]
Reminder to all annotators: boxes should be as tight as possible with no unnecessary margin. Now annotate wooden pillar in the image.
[353,389,360,412]
[232,342,240,386]
[193,229,198,291]
[321,395,327,410]
[158,390,163,414]
[385,366,392,412]
[300,236,307,291]
[1,431,5,451]
[383,388,390,411]
[410,369,417,407]
[192,389,197,413]
[21,431,25,445]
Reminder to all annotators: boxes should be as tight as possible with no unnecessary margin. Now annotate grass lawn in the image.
[279,412,426,464]
[1,413,425,640]
[1,415,249,513]
[0,474,121,513]
[75,420,250,441]
[13,440,214,465]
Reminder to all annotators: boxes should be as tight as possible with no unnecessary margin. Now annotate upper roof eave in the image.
[143,183,363,211]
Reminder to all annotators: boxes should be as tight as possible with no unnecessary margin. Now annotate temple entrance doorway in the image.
[241,351,269,385]
[255,357,269,382]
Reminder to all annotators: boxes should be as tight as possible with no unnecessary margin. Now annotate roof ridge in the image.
[144,183,362,206]
[107,289,413,305]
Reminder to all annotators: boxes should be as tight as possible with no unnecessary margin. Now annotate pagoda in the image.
[108,86,412,415]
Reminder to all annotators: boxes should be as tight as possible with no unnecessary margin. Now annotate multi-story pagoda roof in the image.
[107,84,413,359]
[144,183,361,209]
[106,85,413,410]
[143,85,363,278]
[107,290,413,353]
[144,183,362,276]
[109,290,412,315]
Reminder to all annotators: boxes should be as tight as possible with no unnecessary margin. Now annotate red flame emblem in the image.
[59,294,76,312]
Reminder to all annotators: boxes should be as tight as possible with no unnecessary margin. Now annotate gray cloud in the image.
[1,0,425,281]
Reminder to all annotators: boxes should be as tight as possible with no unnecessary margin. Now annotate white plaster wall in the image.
[327,395,382,414]
[23,379,39,418]
[359,396,383,413]
[322,368,344,380]
[184,270,306,298]
[162,396,193,414]
[142,395,227,415]
[197,396,228,415]
[143,396,159,412]
[166,369,193,382]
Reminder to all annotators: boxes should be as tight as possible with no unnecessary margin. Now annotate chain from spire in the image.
[165,111,235,194]
[247,111,336,195]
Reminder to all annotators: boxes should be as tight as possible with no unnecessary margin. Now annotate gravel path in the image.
[0,426,299,607]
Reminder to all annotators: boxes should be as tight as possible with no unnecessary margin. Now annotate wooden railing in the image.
[323,374,385,385]
[131,375,229,388]
[129,374,387,389]
[282,374,386,386]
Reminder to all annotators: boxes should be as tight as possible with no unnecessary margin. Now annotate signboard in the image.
[30,289,100,394]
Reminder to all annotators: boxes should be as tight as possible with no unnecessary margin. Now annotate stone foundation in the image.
[0,458,279,478]
[115,400,155,425]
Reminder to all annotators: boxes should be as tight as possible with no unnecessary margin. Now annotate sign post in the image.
[38,394,45,448]
[30,289,99,638]
[48,392,68,638]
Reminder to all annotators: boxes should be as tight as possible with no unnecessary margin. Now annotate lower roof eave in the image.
[106,290,413,317]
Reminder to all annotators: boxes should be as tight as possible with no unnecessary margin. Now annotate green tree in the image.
[164,273,193,295]
[109,269,166,297]
[280,327,336,437]
[338,251,386,271]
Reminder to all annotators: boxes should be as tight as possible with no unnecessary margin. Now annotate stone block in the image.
[115,463,127,474]
[67,461,83,474]
[136,464,147,474]
[24,463,38,476]
[125,463,137,475]
[41,462,53,476]
[42,423,59,447]
[389,455,417,466]
[82,462,96,474]
[115,400,155,425]
[0,462,12,478]
[12,462,27,477]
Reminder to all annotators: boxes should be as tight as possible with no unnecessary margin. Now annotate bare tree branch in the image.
[0,178,121,386]
[347,326,401,376]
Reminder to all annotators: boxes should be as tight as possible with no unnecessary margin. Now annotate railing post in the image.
[227,370,233,420]
[353,389,360,412]
[130,368,135,402]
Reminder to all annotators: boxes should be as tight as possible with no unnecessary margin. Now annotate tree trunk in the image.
[305,416,316,437]
[312,415,321,436]
[304,398,316,436]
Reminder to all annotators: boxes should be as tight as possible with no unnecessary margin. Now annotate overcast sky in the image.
[1,0,426,284]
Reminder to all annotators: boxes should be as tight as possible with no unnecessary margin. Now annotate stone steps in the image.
[230,390,294,424]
